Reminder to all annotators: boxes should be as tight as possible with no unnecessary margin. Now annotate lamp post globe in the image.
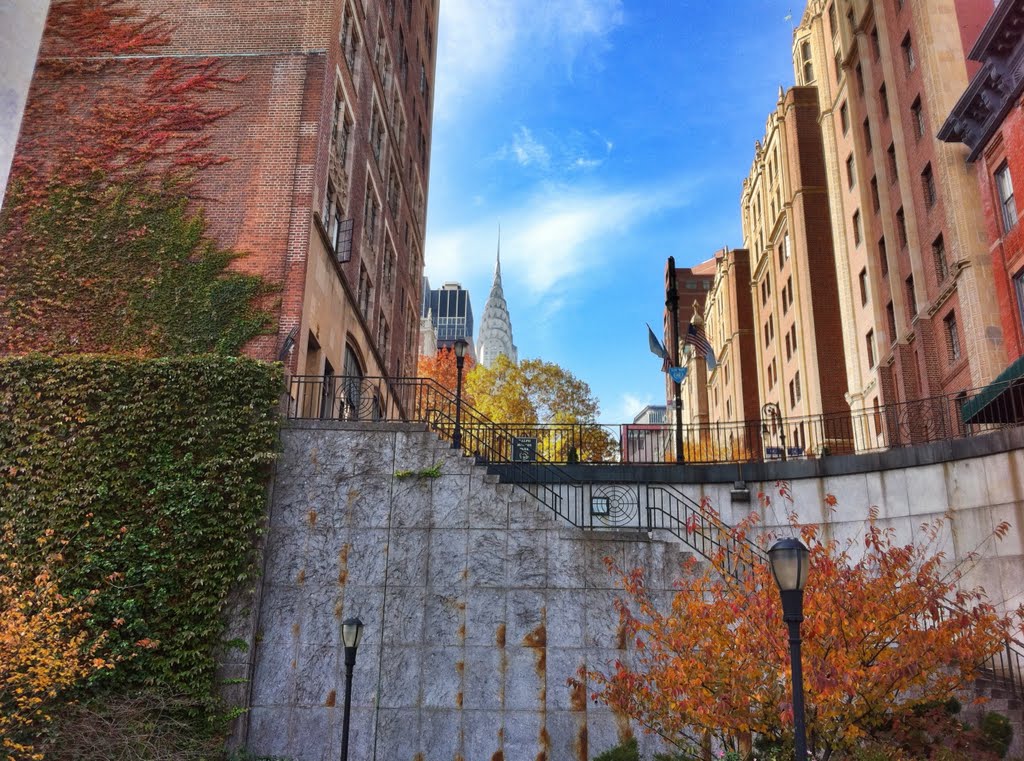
[340,616,364,761]
[769,538,810,761]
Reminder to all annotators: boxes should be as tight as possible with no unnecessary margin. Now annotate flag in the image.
[685,323,717,370]
[646,323,669,361]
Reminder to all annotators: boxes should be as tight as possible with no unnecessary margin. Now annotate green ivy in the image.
[0,355,281,720]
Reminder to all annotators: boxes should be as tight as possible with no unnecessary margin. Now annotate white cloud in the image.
[571,156,603,170]
[509,126,550,168]
[434,0,624,120]
[425,176,698,298]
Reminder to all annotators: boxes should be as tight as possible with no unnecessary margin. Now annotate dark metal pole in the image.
[453,355,465,449]
[783,593,807,761]
[340,646,356,761]
[666,256,683,463]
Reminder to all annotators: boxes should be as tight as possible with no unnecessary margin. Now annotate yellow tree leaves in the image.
[582,491,1012,760]
[1,529,109,761]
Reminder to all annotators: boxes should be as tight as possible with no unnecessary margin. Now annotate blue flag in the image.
[646,323,669,361]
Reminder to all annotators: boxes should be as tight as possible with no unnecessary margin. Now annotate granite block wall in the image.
[236,421,693,761]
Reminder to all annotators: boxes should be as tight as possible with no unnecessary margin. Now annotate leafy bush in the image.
[982,712,1014,759]
[594,738,640,761]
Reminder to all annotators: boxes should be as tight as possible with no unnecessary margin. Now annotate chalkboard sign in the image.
[512,437,537,462]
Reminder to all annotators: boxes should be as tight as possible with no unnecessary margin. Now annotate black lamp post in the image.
[339,616,364,761]
[769,538,810,761]
[452,338,468,449]
[666,256,684,463]
[761,401,787,462]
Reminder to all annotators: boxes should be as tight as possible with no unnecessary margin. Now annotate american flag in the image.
[684,323,717,369]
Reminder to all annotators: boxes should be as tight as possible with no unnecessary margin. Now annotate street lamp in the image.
[452,338,468,449]
[769,538,810,761]
[761,401,787,462]
[340,616,364,761]
[666,257,684,463]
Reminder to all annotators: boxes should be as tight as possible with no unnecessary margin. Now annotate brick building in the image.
[792,0,1004,434]
[676,247,762,460]
[742,86,849,455]
[10,0,438,389]
[940,0,1024,372]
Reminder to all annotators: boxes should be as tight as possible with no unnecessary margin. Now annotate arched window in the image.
[342,343,364,419]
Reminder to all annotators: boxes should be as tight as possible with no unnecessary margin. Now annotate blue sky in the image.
[424,0,798,422]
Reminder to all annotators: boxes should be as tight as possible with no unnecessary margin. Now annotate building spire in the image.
[476,227,518,368]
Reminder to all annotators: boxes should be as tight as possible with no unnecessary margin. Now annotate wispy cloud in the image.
[612,392,657,422]
[435,0,624,120]
[507,126,550,168]
[426,176,699,299]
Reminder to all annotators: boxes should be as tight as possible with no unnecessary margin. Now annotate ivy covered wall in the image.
[0,355,281,720]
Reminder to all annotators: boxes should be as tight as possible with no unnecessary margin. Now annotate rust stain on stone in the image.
[569,680,587,712]
[308,509,318,526]
[290,659,297,670]
[296,568,306,585]
[575,724,588,761]
[454,756,465,761]
[537,726,550,760]
[325,690,336,707]
[496,623,506,648]
[614,711,633,744]
[414,754,425,761]
[456,661,465,677]
[458,623,466,639]
[456,690,463,708]
[491,753,504,761]
[291,622,300,639]
[615,618,628,650]
[338,544,350,586]
[334,601,343,618]
[523,623,547,649]
[461,567,469,581]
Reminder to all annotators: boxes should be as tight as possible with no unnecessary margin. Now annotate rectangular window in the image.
[795,371,802,403]
[1014,271,1024,334]
[790,324,797,353]
[933,234,948,283]
[922,163,936,208]
[864,117,872,152]
[856,63,864,94]
[912,97,925,139]
[859,268,869,305]
[880,83,889,119]
[785,332,792,361]
[871,27,881,60]
[789,379,796,409]
[871,175,880,211]
[834,50,843,82]
[887,301,897,344]
[996,162,1019,233]
[906,275,917,319]
[901,33,916,71]
[945,311,961,362]
[888,143,898,183]
[866,329,876,368]
[840,101,850,134]
[853,210,863,245]
[879,236,889,276]
[846,154,856,188]
[828,3,838,36]
[896,207,908,248]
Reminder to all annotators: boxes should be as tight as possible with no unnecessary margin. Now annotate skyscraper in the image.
[476,244,518,368]
[422,279,476,356]
[6,0,438,384]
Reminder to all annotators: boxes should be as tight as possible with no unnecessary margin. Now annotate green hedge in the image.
[0,354,281,710]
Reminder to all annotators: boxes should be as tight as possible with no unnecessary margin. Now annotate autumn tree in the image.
[465,355,617,461]
[581,487,1013,761]
[1,527,110,761]
[418,347,475,395]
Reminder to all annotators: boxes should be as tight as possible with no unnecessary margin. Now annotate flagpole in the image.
[666,257,684,463]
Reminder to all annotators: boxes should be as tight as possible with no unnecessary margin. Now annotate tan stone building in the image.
[741,86,850,456]
[792,0,1004,444]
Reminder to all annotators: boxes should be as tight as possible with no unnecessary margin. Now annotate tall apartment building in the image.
[940,0,1024,374]
[742,86,849,453]
[11,0,438,386]
[792,0,1003,433]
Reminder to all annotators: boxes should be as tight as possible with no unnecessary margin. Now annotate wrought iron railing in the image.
[286,374,1024,465]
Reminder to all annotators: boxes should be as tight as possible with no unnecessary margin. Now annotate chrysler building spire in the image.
[476,230,518,368]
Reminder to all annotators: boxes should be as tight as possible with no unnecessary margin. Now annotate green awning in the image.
[961,354,1024,424]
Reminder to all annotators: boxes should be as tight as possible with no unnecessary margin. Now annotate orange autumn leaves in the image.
[1,529,110,761]
[583,487,1013,760]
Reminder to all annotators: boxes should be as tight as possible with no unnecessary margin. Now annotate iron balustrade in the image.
[286,374,1024,465]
